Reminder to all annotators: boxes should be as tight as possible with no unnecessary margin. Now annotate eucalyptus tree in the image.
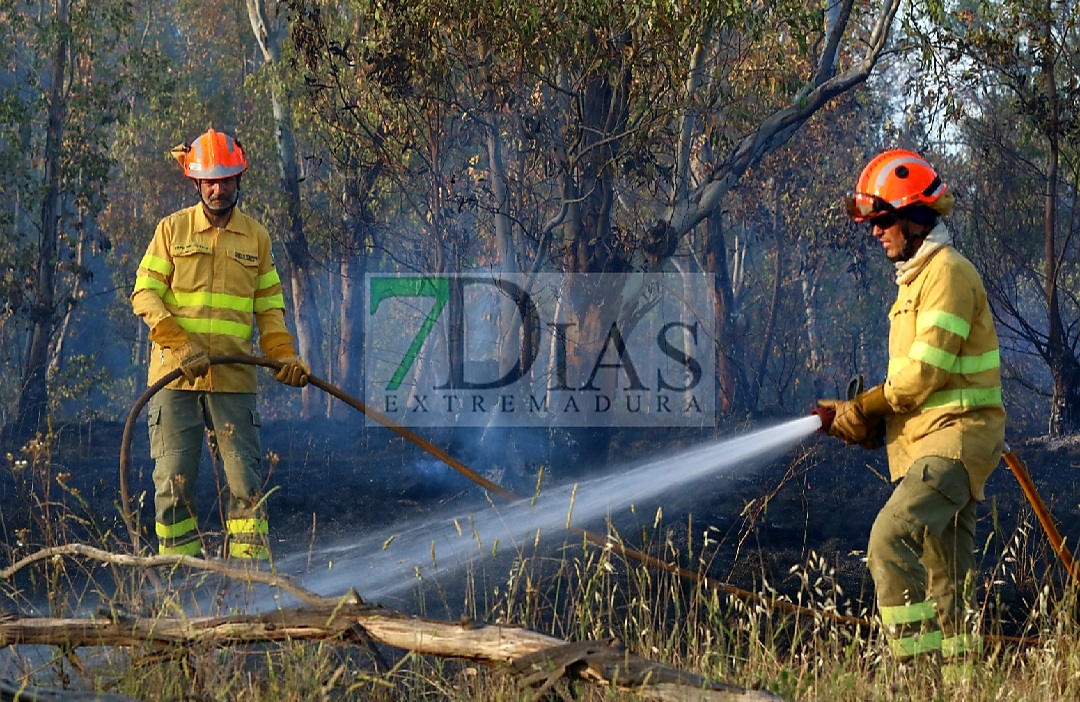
[653,0,901,415]
[0,0,165,434]
[288,0,510,407]
[710,81,898,418]
[911,0,1080,433]
[246,0,327,418]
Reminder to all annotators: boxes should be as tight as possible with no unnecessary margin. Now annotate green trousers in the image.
[148,390,268,559]
[867,456,981,660]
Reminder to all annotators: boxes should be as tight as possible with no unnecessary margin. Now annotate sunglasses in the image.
[868,212,899,229]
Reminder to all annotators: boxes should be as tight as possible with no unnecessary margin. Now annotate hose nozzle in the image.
[810,406,835,433]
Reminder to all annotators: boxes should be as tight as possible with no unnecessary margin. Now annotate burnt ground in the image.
[2,417,1079,636]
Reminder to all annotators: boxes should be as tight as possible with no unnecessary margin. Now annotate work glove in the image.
[149,316,190,349]
[150,316,210,384]
[857,419,886,451]
[173,341,211,384]
[273,355,311,387]
[816,384,892,448]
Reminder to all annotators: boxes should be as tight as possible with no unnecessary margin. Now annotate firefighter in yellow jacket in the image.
[817,150,1006,679]
[131,129,310,560]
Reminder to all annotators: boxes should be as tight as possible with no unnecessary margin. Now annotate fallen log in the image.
[1,545,785,701]
[0,677,139,702]
[0,605,782,701]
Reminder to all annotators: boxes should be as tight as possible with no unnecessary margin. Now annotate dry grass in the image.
[2,431,1079,701]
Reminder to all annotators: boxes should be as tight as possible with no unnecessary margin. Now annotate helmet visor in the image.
[843,193,896,222]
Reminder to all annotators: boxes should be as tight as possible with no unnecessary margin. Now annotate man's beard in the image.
[887,223,924,263]
[202,189,239,216]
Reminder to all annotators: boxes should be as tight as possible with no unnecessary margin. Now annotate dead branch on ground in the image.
[1,545,785,701]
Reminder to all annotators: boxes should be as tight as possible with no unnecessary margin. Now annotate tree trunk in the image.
[0,679,139,702]
[488,110,523,380]
[1035,7,1080,435]
[796,237,826,399]
[246,0,326,419]
[0,546,786,701]
[331,254,365,420]
[752,200,784,412]
[704,209,747,417]
[569,36,629,276]
[17,0,70,436]
[332,156,378,420]
[1043,134,1070,434]
[0,607,781,702]
[48,212,88,380]
[281,248,326,419]
[474,38,523,379]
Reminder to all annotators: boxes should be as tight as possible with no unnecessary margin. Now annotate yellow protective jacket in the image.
[131,204,296,392]
[882,243,1006,500]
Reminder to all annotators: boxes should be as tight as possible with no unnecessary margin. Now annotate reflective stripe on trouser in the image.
[868,456,979,658]
[155,516,201,556]
[879,599,942,657]
[226,517,270,560]
[942,633,983,657]
[149,389,265,557]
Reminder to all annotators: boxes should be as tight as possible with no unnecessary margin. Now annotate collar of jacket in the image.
[894,222,952,286]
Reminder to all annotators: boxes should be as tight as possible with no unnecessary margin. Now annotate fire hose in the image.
[1001,443,1080,585]
[119,356,1044,644]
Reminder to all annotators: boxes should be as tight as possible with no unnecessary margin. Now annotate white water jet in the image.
[272,415,822,606]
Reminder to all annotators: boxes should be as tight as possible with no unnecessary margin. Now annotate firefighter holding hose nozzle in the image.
[814,150,1005,687]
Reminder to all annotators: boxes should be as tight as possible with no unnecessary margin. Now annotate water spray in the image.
[280,415,822,600]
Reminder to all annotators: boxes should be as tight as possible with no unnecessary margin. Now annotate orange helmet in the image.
[843,149,948,222]
[171,129,248,180]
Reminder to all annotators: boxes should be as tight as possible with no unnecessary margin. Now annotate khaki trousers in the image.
[148,390,266,557]
[868,456,978,654]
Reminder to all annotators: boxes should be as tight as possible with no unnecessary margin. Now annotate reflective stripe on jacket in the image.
[883,244,1006,500]
[131,204,294,392]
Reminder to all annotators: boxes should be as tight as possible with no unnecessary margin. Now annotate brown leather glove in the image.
[173,340,210,384]
[817,385,892,447]
[150,317,210,384]
[273,355,311,387]
[149,316,190,349]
